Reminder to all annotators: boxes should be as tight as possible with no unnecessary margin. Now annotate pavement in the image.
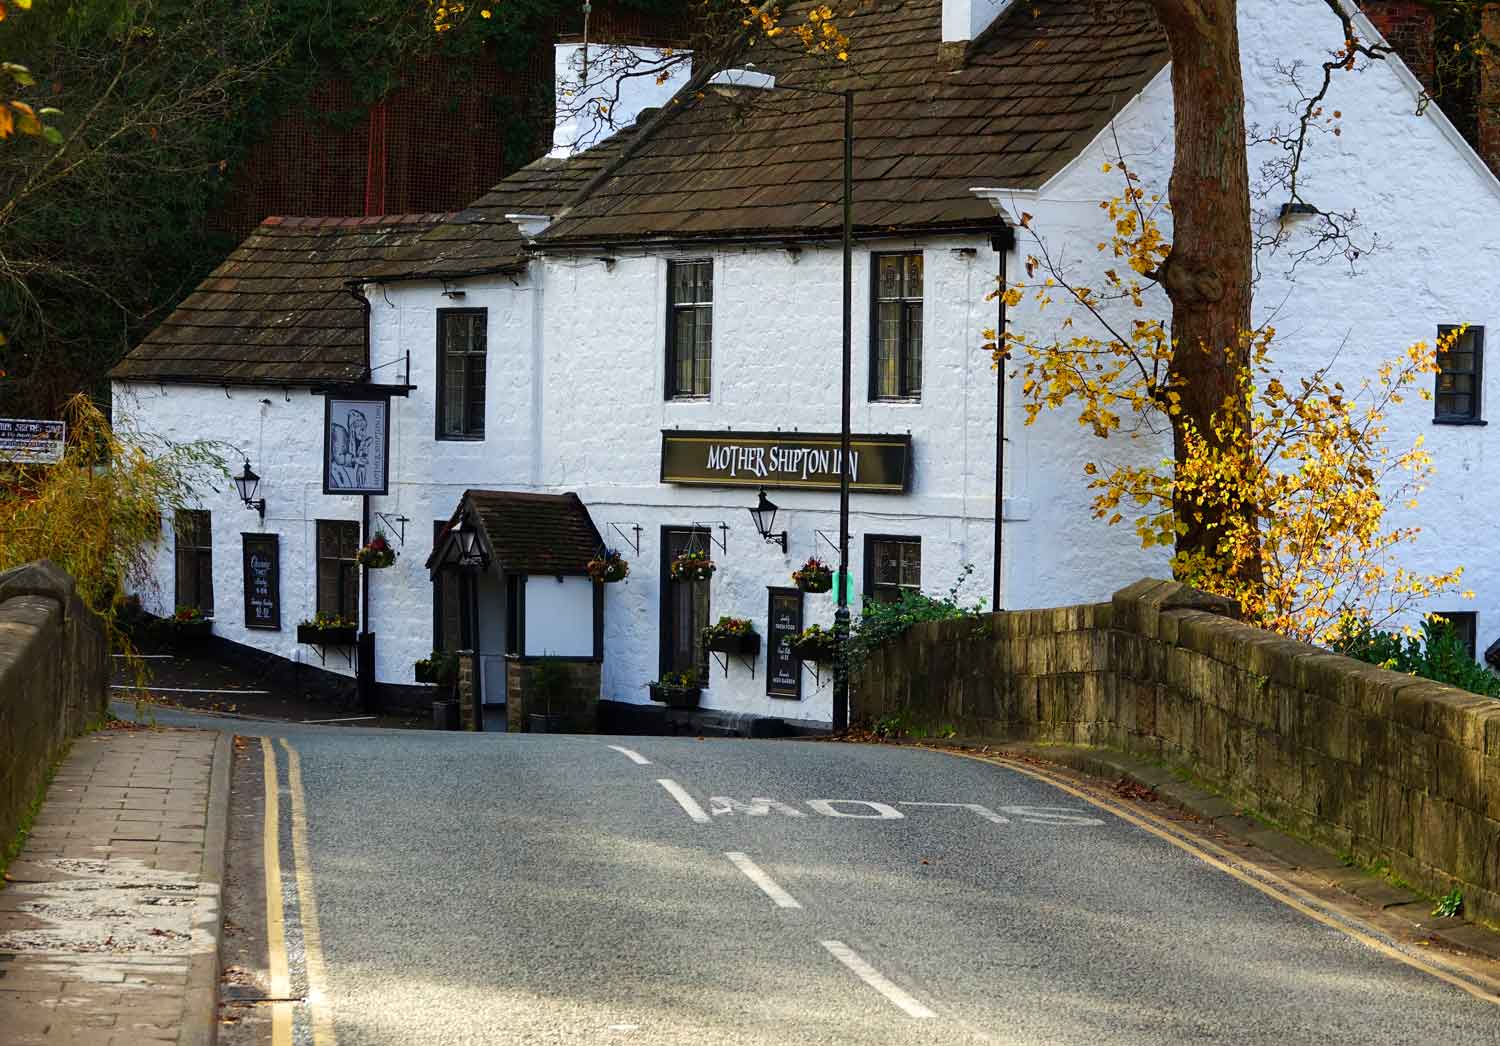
[6,703,1500,1044]
[0,725,229,1045]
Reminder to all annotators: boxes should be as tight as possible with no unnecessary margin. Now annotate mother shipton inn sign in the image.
[660,430,911,493]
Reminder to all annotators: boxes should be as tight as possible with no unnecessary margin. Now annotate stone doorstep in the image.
[948,739,1500,964]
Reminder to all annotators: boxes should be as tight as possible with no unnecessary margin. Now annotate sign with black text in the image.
[242,534,280,630]
[766,587,803,699]
[661,430,910,493]
[0,418,65,464]
[323,396,390,495]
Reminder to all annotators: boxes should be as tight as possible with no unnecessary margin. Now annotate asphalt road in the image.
[127,704,1500,1044]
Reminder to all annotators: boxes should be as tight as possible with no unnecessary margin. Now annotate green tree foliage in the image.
[847,565,988,669]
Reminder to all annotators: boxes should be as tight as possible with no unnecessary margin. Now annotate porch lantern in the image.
[452,517,487,568]
[234,459,266,522]
[749,487,787,552]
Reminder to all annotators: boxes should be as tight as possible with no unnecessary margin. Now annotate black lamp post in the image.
[233,459,266,522]
[708,67,854,732]
[748,487,788,552]
[452,517,486,569]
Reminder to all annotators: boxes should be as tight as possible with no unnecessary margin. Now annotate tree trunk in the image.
[1150,0,1259,584]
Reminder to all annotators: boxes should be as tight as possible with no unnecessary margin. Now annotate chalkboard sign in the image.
[242,534,280,630]
[766,587,803,699]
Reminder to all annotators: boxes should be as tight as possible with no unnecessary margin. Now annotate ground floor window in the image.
[173,509,213,614]
[865,535,921,603]
[1437,610,1478,660]
[316,520,360,620]
[661,527,710,681]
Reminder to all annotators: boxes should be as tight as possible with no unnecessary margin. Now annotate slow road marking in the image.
[607,744,653,765]
[725,852,803,909]
[820,940,936,1019]
[656,778,711,823]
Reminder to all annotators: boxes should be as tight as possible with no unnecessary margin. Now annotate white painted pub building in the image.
[113,0,1500,729]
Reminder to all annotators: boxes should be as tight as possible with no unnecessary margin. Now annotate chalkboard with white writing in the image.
[766,587,802,699]
[242,534,280,630]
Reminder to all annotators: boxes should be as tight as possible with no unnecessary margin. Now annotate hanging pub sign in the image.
[661,430,911,493]
[322,393,390,495]
[242,534,280,630]
[766,587,803,699]
[0,418,65,464]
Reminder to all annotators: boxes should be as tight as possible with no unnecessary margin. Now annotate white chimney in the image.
[550,42,691,159]
[942,0,1014,44]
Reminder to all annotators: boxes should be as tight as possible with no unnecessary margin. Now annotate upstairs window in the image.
[865,535,921,604]
[173,509,213,614]
[316,520,360,620]
[438,309,487,439]
[1435,325,1484,424]
[871,252,923,400]
[667,260,712,398]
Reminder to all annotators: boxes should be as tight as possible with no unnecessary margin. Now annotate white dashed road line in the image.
[607,744,653,765]
[656,779,711,823]
[724,852,803,909]
[820,940,937,1020]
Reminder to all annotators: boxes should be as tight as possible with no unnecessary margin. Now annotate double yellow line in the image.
[261,737,338,1046]
[946,748,1500,1005]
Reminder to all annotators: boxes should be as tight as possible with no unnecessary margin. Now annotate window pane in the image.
[445,356,466,434]
[467,355,486,434]
[672,263,692,304]
[873,541,899,585]
[904,253,923,298]
[877,302,900,398]
[674,311,695,395]
[693,306,712,396]
[878,256,901,300]
[695,261,713,304]
[341,564,359,619]
[904,302,923,396]
[899,542,921,587]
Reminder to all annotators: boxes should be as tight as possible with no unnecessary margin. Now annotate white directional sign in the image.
[0,418,64,464]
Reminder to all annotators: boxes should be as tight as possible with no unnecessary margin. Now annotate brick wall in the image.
[853,578,1500,926]
[0,562,109,853]
[1362,1,1436,90]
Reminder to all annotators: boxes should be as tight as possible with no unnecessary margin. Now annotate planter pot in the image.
[169,618,213,642]
[358,555,395,569]
[648,684,703,709]
[415,662,435,684]
[706,632,760,657]
[528,712,566,733]
[795,575,833,594]
[433,700,460,731]
[590,564,629,584]
[297,623,357,646]
[790,639,836,663]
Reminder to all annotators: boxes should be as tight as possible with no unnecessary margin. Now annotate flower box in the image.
[298,623,357,647]
[170,618,213,641]
[790,626,839,663]
[706,632,760,657]
[648,684,703,709]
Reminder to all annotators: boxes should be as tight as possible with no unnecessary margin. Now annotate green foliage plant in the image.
[847,564,988,669]
[1330,613,1500,698]
[1433,887,1464,918]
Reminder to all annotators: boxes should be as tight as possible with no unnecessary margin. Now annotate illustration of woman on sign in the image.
[329,408,372,490]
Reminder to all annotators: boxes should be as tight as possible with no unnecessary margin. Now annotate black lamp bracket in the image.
[607,522,643,556]
[814,529,842,557]
[373,512,410,547]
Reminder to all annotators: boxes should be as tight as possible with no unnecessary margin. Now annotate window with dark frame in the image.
[666,260,713,399]
[661,528,711,681]
[864,535,921,603]
[173,509,213,614]
[871,252,923,400]
[1435,325,1484,423]
[316,520,360,620]
[1437,610,1478,660]
[437,309,487,438]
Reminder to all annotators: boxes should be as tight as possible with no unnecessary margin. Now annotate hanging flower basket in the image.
[587,549,630,584]
[792,557,834,593]
[702,616,760,656]
[670,548,716,582]
[297,612,357,647]
[648,671,702,708]
[355,532,396,569]
[790,624,839,663]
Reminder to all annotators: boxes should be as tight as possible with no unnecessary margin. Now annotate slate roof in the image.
[429,490,604,574]
[539,0,1168,244]
[110,215,446,385]
[367,128,639,281]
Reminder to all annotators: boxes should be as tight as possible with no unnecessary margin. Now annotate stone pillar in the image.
[455,650,478,730]
[1362,1,1436,93]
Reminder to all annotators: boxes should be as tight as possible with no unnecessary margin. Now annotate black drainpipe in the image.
[990,224,1014,613]
[345,281,376,711]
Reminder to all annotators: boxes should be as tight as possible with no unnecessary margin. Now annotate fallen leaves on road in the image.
[1111,777,1158,802]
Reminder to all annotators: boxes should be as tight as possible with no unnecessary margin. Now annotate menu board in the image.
[766,587,803,700]
[242,534,280,630]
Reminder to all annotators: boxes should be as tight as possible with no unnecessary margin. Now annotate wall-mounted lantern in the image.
[234,459,266,522]
[748,487,787,553]
[452,517,488,569]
